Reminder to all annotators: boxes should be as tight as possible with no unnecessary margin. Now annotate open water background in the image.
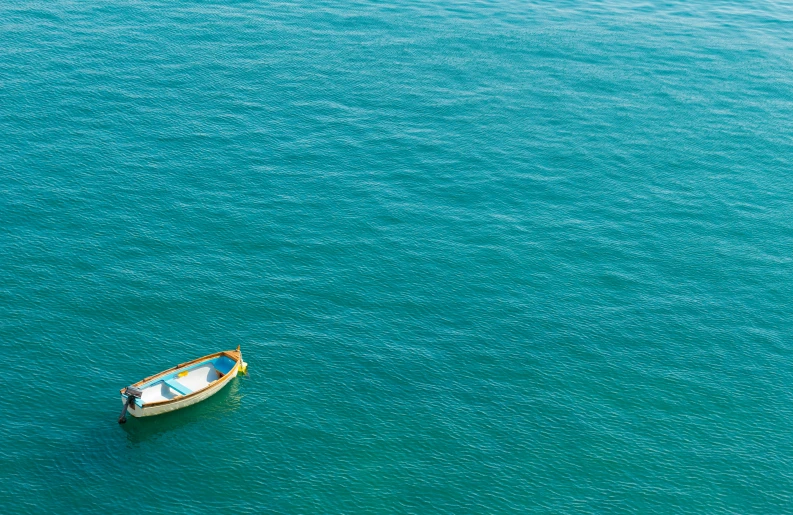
[2,0,793,513]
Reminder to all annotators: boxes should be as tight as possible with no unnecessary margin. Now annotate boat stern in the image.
[120,393,145,418]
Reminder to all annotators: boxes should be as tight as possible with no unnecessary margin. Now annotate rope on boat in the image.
[118,386,143,424]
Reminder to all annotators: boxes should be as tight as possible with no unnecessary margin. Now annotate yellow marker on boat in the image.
[239,362,248,375]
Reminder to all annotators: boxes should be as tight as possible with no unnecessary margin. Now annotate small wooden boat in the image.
[119,346,247,423]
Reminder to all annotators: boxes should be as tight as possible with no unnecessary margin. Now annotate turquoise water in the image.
[2,0,793,512]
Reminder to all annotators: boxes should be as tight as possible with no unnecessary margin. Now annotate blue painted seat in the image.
[163,378,192,396]
[214,356,237,375]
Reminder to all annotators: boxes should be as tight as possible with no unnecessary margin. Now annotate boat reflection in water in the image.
[120,379,244,445]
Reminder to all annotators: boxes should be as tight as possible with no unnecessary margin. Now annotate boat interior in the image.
[135,355,237,405]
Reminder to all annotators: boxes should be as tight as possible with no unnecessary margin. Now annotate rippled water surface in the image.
[2,0,793,513]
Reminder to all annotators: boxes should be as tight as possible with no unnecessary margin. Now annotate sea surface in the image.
[2,0,793,513]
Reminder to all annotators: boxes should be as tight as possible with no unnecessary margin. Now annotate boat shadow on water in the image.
[120,379,243,444]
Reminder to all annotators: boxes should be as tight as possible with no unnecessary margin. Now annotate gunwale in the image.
[120,348,241,408]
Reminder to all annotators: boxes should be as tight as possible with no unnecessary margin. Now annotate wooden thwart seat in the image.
[163,378,192,396]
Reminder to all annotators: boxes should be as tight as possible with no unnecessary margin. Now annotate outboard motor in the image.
[118,386,143,424]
